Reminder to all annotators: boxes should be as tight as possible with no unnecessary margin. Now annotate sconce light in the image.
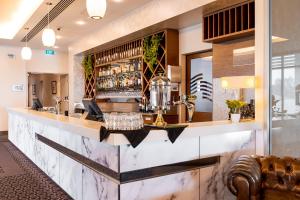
[221,76,256,89]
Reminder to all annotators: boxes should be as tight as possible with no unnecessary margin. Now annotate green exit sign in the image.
[45,49,55,55]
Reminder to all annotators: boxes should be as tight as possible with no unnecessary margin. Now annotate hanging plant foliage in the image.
[82,55,93,77]
[143,35,162,73]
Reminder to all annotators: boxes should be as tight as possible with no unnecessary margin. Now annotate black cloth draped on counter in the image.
[99,125,188,148]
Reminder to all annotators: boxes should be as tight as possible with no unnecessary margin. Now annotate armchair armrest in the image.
[227,155,261,200]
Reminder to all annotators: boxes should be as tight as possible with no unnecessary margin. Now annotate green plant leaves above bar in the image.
[143,35,162,73]
[82,55,93,77]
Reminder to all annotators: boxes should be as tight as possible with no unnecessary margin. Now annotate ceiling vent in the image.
[21,0,75,42]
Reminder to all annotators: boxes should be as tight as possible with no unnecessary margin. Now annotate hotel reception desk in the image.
[7,108,261,200]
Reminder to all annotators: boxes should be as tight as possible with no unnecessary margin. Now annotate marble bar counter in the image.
[8,108,261,200]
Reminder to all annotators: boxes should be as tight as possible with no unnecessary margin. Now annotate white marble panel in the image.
[82,166,118,200]
[43,126,60,184]
[59,153,82,200]
[82,137,119,172]
[59,128,83,199]
[59,129,82,155]
[8,114,17,145]
[200,132,256,200]
[200,131,254,157]
[120,138,199,172]
[31,120,48,172]
[24,119,37,162]
[120,169,199,200]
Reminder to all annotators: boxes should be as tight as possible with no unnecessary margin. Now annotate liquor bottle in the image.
[134,74,138,86]
[137,72,141,86]
[130,63,134,72]
[137,60,142,71]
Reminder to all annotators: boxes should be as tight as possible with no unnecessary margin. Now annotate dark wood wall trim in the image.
[36,133,220,184]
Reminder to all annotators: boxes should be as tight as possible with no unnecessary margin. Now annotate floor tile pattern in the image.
[0,142,72,200]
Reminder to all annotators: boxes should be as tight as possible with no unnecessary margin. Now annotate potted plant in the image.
[143,35,162,73]
[225,99,246,123]
[82,55,93,77]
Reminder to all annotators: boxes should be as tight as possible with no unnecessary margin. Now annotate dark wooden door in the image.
[186,51,213,122]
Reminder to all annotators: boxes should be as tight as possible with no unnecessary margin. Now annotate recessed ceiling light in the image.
[53,46,59,49]
[0,0,44,39]
[56,35,62,39]
[76,20,86,25]
[112,0,123,2]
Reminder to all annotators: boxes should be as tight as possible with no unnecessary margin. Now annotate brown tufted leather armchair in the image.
[227,155,300,200]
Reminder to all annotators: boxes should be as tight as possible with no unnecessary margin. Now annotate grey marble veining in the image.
[59,154,83,200]
[82,166,118,200]
[120,137,199,172]
[200,132,256,200]
[81,136,119,172]
[120,169,200,200]
[43,126,60,184]
[59,129,82,154]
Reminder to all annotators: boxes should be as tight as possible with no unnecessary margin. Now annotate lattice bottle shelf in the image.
[83,29,179,99]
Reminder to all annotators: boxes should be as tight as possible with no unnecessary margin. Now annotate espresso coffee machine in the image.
[149,74,171,127]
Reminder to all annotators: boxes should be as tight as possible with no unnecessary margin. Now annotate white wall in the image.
[179,24,212,55]
[0,45,68,131]
[27,49,68,74]
[178,24,212,122]
[0,46,27,131]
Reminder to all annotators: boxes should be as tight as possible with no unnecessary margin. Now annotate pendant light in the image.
[86,0,107,19]
[42,2,56,47]
[21,28,32,60]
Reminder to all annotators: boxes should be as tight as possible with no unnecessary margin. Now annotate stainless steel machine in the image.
[149,74,171,126]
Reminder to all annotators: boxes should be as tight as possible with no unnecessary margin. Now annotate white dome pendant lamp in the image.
[86,0,107,19]
[21,28,32,60]
[42,2,56,47]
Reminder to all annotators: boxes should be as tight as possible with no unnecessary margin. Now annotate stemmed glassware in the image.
[103,112,144,130]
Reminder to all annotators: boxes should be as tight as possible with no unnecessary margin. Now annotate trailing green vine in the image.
[143,35,162,73]
[82,55,93,77]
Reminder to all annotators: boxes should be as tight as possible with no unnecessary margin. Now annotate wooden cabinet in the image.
[203,0,255,43]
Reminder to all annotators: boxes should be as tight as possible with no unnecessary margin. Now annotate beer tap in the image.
[173,95,196,122]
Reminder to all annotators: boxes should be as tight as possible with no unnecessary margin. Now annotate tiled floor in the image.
[0,141,72,200]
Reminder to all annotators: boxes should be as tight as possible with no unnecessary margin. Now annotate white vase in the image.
[231,113,241,123]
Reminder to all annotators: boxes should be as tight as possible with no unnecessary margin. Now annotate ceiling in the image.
[0,0,43,39]
[0,0,151,51]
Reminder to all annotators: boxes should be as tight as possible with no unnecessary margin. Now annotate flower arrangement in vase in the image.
[225,99,247,123]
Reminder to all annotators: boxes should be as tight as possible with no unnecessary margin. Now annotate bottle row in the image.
[95,40,143,66]
[97,71,142,91]
[98,60,142,77]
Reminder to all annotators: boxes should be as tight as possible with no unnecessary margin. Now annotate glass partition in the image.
[271,0,300,156]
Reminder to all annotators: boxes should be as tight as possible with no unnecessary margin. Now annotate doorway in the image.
[186,51,213,122]
[28,73,69,112]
